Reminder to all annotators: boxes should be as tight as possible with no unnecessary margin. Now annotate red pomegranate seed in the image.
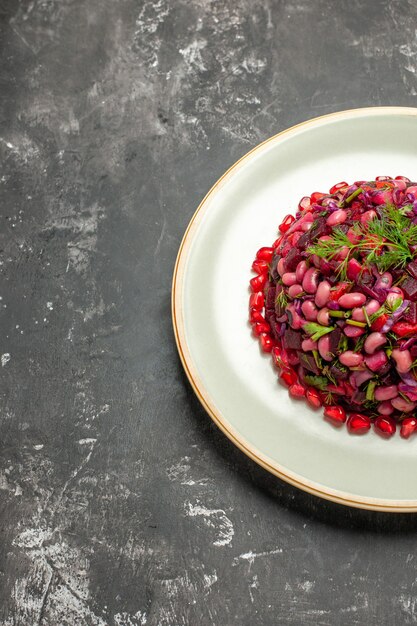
[272,237,283,250]
[249,291,264,310]
[272,346,289,369]
[400,417,417,439]
[329,181,348,194]
[374,415,396,438]
[323,405,347,424]
[252,259,269,274]
[279,368,297,387]
[256,247,274,262]
[253,322,271,336]
[306,388,322,409]
[249,309,265,324]
[289,383,306,399]
[310,191,325,204]
[347,413,371,435]
[279,214,295,233]
[375,175,391,181]
[250,273,267,292]
[259,333,273,353]
[298,196,311,211]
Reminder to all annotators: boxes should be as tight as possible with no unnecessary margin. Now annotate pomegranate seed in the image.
[279,214,295,233]
[375,175,391,181]
[272,346,289,369]
[374,415,396,438]
[272,237,283,249]
[306,388,322,409]
[279,368,297,387]
[347,413,371,435]
[400,417,417,439]
[298,196,311,211]
[329,181,348,194]
[253,322,271,336]
[323,405,347,424]
[249,291,264,310]
[256,247,274,262]
[310,191,325,204]
[259,333,273,353]
[249,309,265,324]
[252,259,269,274]
[250,273,267,292]
[289,383,306,399]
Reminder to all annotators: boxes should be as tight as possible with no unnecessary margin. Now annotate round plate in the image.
[172,107,417,512]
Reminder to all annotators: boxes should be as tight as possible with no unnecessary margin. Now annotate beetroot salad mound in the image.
[249,176,417,439]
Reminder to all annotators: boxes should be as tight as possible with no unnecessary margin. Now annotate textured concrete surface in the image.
[2,1,417,624]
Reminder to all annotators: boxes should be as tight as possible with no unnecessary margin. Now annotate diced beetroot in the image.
[284,248,303,272]
[283,328,302,351]
[329,362,348,380]
[265,283,275,310]
[407,261,417,280]
[298,353,321,375]
[404,302,417,324]
[402,276,417,301]
[328,327,342,356]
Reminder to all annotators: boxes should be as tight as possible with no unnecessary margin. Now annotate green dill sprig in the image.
[307,203,417,278]
[275,289,288,310]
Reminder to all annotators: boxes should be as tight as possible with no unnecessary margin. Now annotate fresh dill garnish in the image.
[353,334,367,353]
[307,203,417,278]
[322,365,337,386]
[275,289,288,309]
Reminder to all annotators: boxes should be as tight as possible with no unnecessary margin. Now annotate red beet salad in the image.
[249,176,417,439]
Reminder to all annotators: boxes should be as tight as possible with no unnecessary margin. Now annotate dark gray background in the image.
[1,1,417,624]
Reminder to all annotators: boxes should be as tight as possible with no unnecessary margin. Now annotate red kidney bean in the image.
[318,335,333,362]
[365,300,382,315]
[301,300,318,322]
[317,307,329,326]
[374,385,398,401]
[344,326,365,338]
[339,351,364,367]
[287,304,304,330]
[351,308,366,322]
[378,401,395,415]
[302,268,320,294]
[295,260,308,283]
[360,209,377,224]
[277,258,286,277]
[364,332,387,355]
[364,350,387,372]
[391,348,412,373]
[282,272,297,286]
[315,281,331,308]
[326,209,347,226]
[391,397,417,412]
[288,284,304,298]
[301,338,318,352]
[338,292,367,308]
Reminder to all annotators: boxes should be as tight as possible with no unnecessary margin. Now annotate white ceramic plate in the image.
[172,107,417,512]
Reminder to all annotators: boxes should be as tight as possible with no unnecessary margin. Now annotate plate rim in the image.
[172,106,417,513]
